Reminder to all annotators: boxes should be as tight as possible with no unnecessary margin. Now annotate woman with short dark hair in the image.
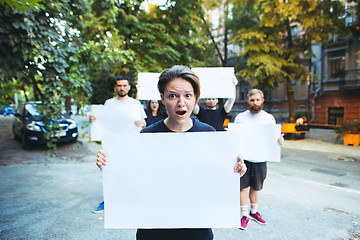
[96,65,247,240]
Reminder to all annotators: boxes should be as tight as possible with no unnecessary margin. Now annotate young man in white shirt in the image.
[234,89,283,230]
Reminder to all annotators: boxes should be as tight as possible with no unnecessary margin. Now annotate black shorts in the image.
[240,161,267,191]
[136,228,213,240]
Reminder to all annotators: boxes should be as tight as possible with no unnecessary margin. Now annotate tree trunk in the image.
[200,14,225,65]
[21,86,29,102]
[223,0,229,66]
[285,17,295,123]
[65,96,71,112]
[286,81,295,123]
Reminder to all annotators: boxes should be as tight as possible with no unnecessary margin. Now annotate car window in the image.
[24,103,67,119]
[25,104,42,116]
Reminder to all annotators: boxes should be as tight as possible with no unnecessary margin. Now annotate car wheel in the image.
[21,135,30,149]
[12,126,19,140]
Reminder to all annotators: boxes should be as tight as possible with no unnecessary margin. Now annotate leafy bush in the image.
[334,121,360,143]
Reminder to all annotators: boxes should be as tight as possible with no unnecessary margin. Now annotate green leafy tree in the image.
[0,0,217,153]
[155,0,212,68]
[230,0,349,122]
[0,0,91,151]
[1,0,43,11]
[79,0,136,104]
[84,0,214,104]
[200,0,233,66]
[124,0,213,71]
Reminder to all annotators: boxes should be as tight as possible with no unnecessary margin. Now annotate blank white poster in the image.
[191,67,235,99]
[228,123,282,162]
[90,105,142,141]
[137,72,161,100]
[102,131,242,228]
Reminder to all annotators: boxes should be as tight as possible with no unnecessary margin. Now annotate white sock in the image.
[250,202,258,214]
[241,205,249,217]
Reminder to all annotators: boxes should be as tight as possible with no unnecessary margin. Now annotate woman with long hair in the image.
[145,100,166,126]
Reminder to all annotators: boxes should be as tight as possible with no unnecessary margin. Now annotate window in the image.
[240,86,248,101]
[329,50,345,79]
[291,25,298,38]
[328,107,344,125]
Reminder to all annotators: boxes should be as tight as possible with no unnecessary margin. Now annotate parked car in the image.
[12,102,78,148]
[0,104,15,115]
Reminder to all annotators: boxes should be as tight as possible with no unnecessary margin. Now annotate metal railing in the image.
[340,69,360,89]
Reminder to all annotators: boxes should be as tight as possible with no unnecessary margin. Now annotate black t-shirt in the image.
[145,110,168,126]
[137,118,215,240]
[196,106,227,131]
[141,118,215,133]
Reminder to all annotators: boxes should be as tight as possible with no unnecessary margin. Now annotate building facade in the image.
[204,1,359,126]
[309,2,360,126]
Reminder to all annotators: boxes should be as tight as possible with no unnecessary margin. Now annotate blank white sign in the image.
[192,67,235,99]
[228,123,282,162]
[102,131,242,228]
[90,105,142,141]
[137,72,161,100]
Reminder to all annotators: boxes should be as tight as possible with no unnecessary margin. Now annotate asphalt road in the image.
[0,115,359,240]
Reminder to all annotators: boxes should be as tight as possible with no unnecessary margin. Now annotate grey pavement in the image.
[1,116,360,240]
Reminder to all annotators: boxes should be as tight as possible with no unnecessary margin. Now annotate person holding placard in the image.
[90,75,147,214]
[89,75,146,127]
[192,76,237,131]
[234,89,284,230]
[96,65,247,240]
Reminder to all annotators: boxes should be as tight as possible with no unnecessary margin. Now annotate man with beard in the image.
[89,75,146,213]
[234,89,283,230]
[89,76,146,127]
[192,77,237,131]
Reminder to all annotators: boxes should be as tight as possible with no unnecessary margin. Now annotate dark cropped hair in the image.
[158,65,200,103]
[114,75,130,85]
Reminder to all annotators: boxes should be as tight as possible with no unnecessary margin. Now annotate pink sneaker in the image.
[239,216,249,230]
[249,212,266,225]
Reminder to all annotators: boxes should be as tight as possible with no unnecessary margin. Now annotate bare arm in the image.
[224,76,238,113]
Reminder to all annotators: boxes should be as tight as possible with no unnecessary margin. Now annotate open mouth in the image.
[176,110,186,116]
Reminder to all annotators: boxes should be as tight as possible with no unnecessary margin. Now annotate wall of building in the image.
[312,90,360,124]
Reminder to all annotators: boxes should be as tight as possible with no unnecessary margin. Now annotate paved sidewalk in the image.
[282,128,360,159]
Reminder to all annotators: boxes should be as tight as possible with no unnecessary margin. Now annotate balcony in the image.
[340,69,360,89]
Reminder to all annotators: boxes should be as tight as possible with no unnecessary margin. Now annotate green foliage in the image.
[83,0,213,104]
[231,0,349,85]
[0,0,43,12]
[0,0,213,154]
[230,0,349,120]
[0,80,19,107]
[0,0,91,154]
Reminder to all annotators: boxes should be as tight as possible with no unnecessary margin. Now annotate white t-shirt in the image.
[234,110,275,125]
[104,97,147,121]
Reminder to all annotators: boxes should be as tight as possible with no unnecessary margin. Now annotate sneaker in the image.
[92,201,104,213]
[239,216,249,230]
[249,212,266,225]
